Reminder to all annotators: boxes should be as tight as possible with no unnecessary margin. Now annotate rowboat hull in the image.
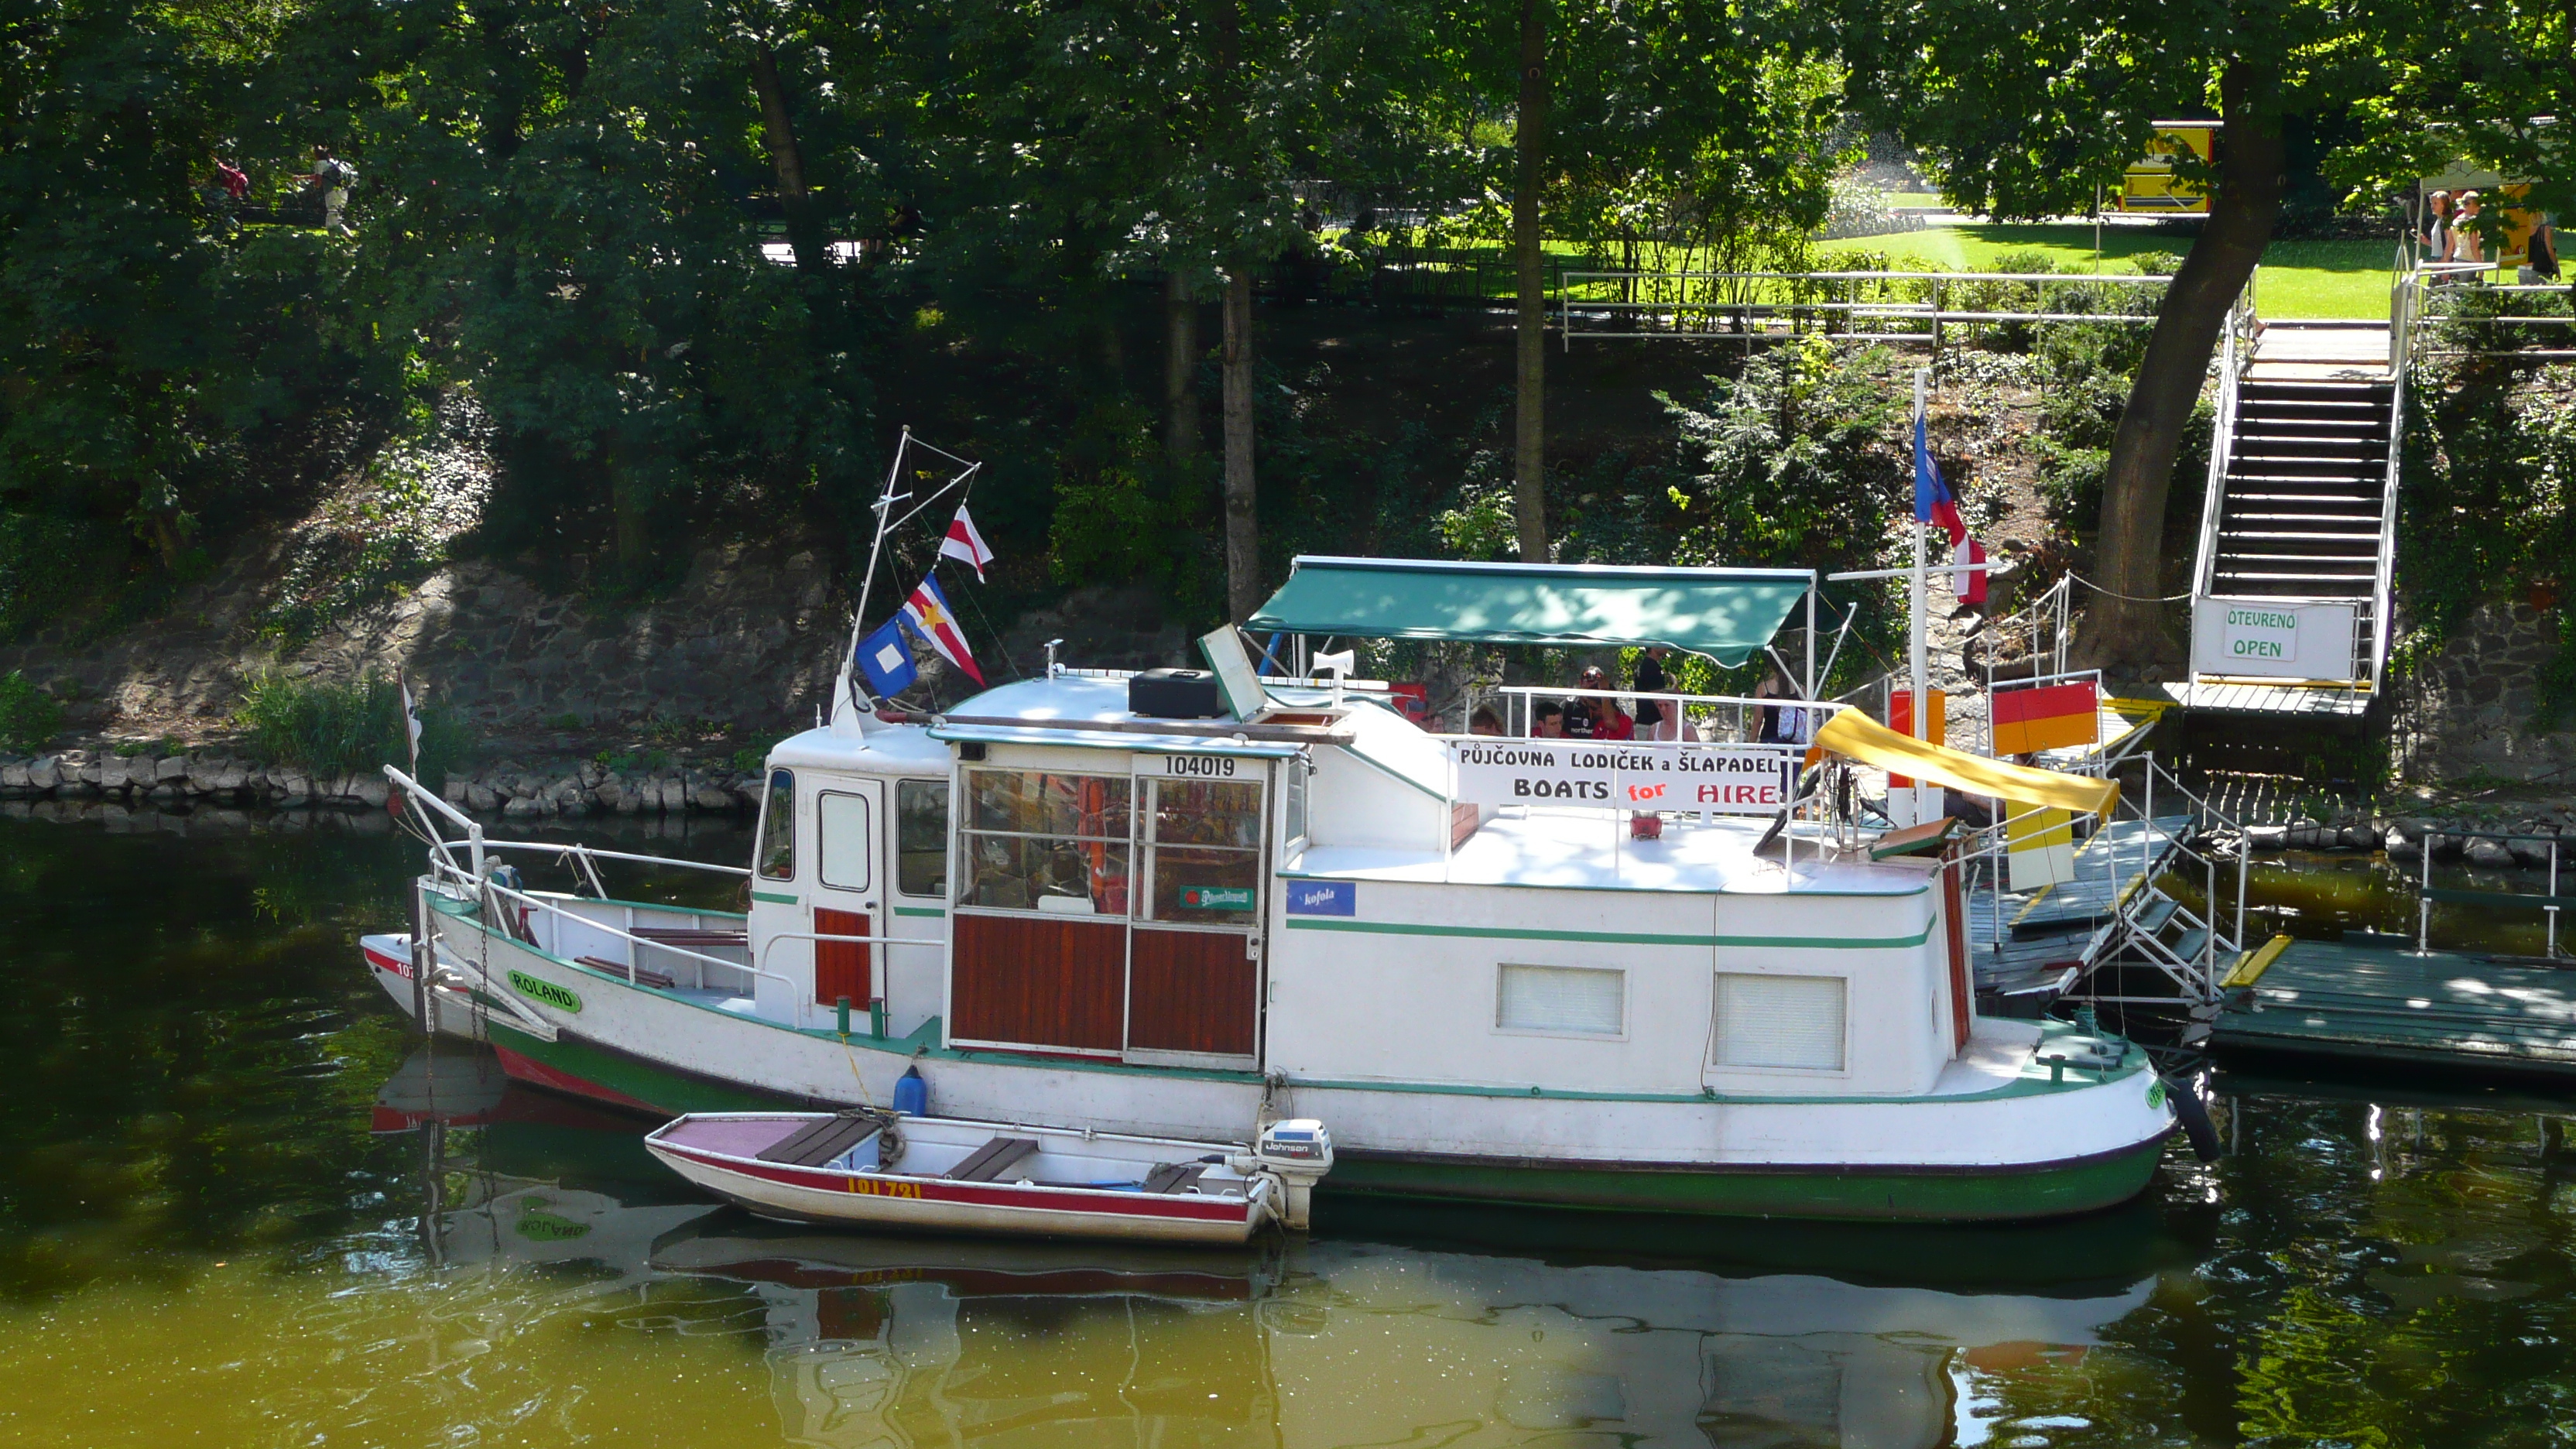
[645,1113,1283,1245]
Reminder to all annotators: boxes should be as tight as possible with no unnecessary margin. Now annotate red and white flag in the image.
[1954,536,1988,606]
[940,505,995,581]
[900,574,985,685]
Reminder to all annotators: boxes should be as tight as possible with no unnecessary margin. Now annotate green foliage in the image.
[1660,340,1906,689]
[0,673,64,752]
[2396,359,2576,727]
[233,673,470,787]
[728,747,766,774]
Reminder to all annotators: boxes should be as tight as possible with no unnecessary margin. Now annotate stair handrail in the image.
[2369,262,2417,691]
[2191,296,2246,606]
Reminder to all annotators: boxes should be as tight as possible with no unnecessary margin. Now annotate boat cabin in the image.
[735,557,2054,1104]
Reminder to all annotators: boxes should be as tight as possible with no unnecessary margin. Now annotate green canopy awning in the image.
[1246,557,1813,666]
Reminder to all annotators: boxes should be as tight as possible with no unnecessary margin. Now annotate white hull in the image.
[432,919,2174,1214]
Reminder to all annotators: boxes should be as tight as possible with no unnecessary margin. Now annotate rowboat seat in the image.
[756,1112,887,1167]
[1142,1162,1208,1194]
[946,1136,1040,1182]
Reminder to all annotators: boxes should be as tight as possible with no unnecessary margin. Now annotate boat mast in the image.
[838,429,916,720]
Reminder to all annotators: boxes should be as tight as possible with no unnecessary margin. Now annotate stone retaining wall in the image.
[0,749,761,817]
[2401,598,2576,783]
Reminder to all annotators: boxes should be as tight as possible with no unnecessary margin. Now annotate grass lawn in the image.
[1815,223,2402,320]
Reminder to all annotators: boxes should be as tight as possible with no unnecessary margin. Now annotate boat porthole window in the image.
[1709,972,1846,1072]
[1495,964,1625,1037]
[897,779,949,897]
[756,769,796,881]
[818,790,872,892]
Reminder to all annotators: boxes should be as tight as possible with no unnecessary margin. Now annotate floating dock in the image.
[1965,817,2189,1011]
[2211,936,2576,1079]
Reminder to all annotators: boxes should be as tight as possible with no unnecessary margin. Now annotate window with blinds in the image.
[1710,973,1847,1071]
[1496,964,1625,1037]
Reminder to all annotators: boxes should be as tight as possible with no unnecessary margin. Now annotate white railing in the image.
[1465,684,1852,745]
[2190,286,2258,601]
[1554,269,2174,344]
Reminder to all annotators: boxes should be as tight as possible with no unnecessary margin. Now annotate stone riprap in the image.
[0,750,760,817]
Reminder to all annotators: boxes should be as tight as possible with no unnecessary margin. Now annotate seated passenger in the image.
[1563,667,1633,740]
[1468,706,1504,736]
[1533,701,1564,738]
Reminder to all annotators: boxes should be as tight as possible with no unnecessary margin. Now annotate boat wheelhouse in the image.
[372,556,2178,1221]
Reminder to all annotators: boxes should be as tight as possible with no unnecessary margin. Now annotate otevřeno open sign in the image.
[1448,741,1797,815]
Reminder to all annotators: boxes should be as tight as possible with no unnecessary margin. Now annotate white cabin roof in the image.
[767,724,951,773]
[1286,810,1928,896]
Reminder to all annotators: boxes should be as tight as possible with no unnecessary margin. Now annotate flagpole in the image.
[841,428,913,714]
[1910,368,1929,752]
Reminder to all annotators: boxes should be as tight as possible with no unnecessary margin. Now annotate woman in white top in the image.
[2451,191,2485,274]
[2425,189,2452,268]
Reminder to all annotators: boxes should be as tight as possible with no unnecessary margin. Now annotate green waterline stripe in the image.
[1283,918,1937,951]
[750,890,798,905]
[892,906,947,918]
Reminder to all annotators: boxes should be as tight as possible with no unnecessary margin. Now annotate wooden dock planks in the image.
[2211,936,2576,1076]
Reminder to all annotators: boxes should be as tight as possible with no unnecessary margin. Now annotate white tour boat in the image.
[366,546,2180,1223]
[645,1110,1332,1242]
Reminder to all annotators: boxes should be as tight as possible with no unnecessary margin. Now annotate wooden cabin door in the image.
[811,780,885,1011]
[1126,767,1266,1064]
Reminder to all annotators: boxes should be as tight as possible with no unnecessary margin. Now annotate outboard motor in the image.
[1242,1119,1334,1230]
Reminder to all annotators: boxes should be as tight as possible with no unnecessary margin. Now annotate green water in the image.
[2,811,2574,1446]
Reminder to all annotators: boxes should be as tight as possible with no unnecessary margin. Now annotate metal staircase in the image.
[2205,377,2394,601]
[2185,317,2403,708]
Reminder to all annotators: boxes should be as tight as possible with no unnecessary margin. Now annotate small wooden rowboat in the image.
[644,1111,1334,1245]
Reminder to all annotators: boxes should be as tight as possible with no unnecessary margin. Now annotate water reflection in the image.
[381,1052,2165,1449]
[8,810,2576,1446]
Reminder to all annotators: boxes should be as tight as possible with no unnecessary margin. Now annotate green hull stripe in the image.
[892,906,946,917]
[1284,917,1936,951]
[750,890,799,905]
[1325,1139,2168,1222]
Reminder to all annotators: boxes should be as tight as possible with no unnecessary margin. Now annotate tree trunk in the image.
[1164,270,1200,470]
[749,42,827,276]
[1221,269,1259,621]
[1511,0,1551,563]
[2086,60,2283,669]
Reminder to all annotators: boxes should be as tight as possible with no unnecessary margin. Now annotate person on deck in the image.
[1533,701,1564,738]
[1562,667,1633,741]
[1468,706,1504,736]
[1632,646,1677,742]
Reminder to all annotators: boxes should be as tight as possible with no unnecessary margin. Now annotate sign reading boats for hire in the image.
[1447,742,1798,814]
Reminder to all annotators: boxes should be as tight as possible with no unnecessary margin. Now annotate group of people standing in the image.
[2424,189,2557,283]
[1468,646,1814,746]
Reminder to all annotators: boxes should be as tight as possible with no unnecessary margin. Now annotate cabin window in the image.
[958,769,1131,915]
[1709,973,1847,1072]
[1283,759,1309,847]
[896,779,949,898]
[1145,779,1263,924]
[755,769,796,881]
[1495,964,1625,1037]
[817,791,872,892]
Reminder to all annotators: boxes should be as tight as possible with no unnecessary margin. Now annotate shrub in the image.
[0,672,64,752]
[233,671,471,787]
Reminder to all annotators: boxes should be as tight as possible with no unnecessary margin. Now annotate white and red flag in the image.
[900,574,985,685]
[940,505,995,581]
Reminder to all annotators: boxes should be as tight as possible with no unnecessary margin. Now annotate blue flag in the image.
[1913,414,1964,543]
[855,616,922,698]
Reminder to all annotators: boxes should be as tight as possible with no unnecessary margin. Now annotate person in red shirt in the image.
[1564,666,1634,740]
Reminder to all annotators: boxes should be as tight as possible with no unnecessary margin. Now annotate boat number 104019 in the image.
[1164,756,1238,778]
